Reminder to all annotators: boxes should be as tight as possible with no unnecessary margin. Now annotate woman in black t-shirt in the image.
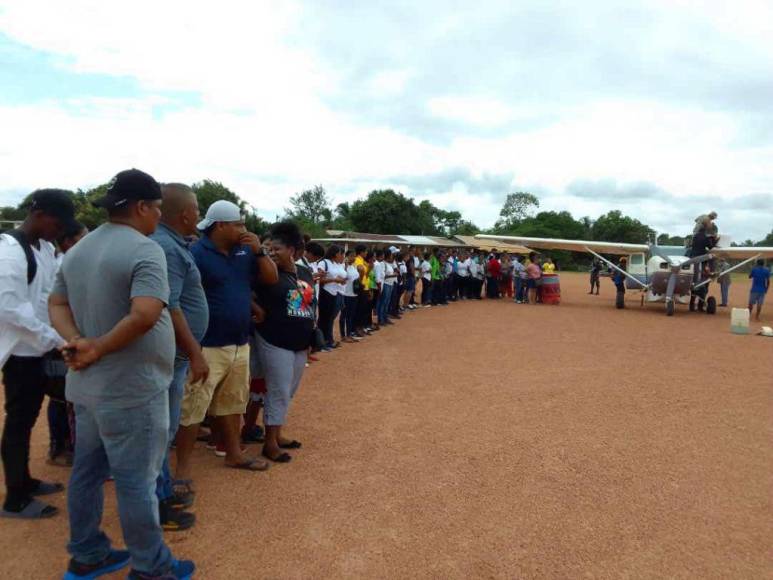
[255,222,314,463]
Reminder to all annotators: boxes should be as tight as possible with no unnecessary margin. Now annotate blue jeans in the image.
[720,281,730,305]
[67,391,173,575]
[377,284,394,323]
[515,278,524,301]
[156,360,189,502]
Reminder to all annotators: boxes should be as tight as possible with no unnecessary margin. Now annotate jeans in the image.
[1,356,46,509]
[515,278,525,302]
[720,281,730,305]
[48,398,71,456]
[421,279,432,304]
[155,359,190,502]
[68,391,172,575]
[339,295,358,337]
[377,284,394,323]
[258,334,307,426]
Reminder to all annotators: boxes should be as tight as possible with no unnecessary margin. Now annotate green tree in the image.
[756,230,773,246]
[592,210,654,243]
[657,233,686,246]
[285,185,332,226]
[494,192,539,232]
[451,220,480,236]
[349,190,426,234]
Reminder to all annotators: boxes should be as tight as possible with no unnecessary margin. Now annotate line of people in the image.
[0,169,567,580]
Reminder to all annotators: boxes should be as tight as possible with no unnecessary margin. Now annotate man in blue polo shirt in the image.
[175,200,278,485]
[149,184,209,532]
[748,258,770,321]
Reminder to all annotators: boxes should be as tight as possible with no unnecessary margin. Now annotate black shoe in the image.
[160,503,196,532]
[241,425,265,444]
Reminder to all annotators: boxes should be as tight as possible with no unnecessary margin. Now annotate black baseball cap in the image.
[93,168,162,209]
[27,189,79,230]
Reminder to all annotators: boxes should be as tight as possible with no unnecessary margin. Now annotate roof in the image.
[314,230,467,248]
[455,235,532,254]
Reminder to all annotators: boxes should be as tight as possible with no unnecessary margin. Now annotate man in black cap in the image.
[0,189,78,519]
[49,169,194,579]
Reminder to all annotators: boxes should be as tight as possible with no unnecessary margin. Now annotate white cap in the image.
[197,200,243,231]
[388,245,399,254]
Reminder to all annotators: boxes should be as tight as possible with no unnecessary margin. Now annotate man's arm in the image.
[239,232,278,285]
[49,293,81,342]
[170,309,209,383]
[65,297,165,370]
[0,249,64,352]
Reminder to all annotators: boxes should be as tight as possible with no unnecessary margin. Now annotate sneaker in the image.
[159,504,196,532]
[423,304,432,308]
[63,549,131,579]
[127,559,196,579]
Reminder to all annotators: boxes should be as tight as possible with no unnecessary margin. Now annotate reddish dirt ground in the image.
[1,273,771,579]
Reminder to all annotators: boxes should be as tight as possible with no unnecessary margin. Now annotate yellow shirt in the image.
[542,262,556,274]
[354,256,369,290]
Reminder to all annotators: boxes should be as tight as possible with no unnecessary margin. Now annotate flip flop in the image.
[30,480,64,496]
[227,458,270,471]
[278,440,302,450]
[0,499,58,519]
[262,451,292,463]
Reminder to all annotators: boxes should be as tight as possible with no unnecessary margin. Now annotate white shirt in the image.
[342,264,359,297]
[458,258,470,277]
[513,261,527,279]
[320,259,346,296]
[383,261,396,286]
[412,256,420,274]
[298,258,320,297]
[399,262,408,276]
[420,260,432,281]
[373,260,385,285]
[0,234,64,365]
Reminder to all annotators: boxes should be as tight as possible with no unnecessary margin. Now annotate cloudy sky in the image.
[1,0,772,241]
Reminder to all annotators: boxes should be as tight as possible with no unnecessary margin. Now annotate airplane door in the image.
[626,252,647,289]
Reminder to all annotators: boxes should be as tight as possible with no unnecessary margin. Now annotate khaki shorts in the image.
[180,344,250,426]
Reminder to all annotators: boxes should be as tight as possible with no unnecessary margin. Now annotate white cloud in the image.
[0,0,771,240]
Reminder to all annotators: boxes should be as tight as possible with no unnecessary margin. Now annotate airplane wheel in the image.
[616,291,625,309]
[706,296,717,315]
[666,301,674,317]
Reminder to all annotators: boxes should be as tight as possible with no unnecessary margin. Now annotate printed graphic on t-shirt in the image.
[287,280,315,318]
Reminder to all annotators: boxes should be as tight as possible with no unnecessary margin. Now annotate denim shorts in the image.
[749,291,766,305]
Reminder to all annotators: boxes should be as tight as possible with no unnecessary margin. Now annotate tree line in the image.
[2,182,771,257]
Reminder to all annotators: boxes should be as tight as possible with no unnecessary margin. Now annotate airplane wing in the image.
[475,235,648,255]
[711,246,773,259]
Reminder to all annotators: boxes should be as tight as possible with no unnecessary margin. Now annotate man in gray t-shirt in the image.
[55,223,174,408]
[48,169,193,579]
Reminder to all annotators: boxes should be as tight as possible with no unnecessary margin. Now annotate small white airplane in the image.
[476,233,773,316]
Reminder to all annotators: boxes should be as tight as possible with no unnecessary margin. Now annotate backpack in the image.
[3,230,37,284]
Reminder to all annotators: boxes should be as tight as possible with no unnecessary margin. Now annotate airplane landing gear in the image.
[666,300,675,316]
[689,296,696,312]
[616,291,625,309]
[706,296,717,315]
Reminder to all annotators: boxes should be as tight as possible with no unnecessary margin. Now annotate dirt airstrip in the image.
[1,272,771,579]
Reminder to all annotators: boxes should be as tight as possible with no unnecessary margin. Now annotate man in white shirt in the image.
[420,252,433,306]
[0,189,77,519]
[457,252,471,299]
[371,249,385,328]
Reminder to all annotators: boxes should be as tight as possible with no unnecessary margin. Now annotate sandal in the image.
[278,440,302,450]
[171,479,196,498]
[226,458,270,471]
[262,451,292,463]
[0,499,58,519]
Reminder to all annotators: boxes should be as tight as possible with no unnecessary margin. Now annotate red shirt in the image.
[487,258,501,278]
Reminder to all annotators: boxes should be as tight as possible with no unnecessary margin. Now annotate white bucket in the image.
[731,308,750,334]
